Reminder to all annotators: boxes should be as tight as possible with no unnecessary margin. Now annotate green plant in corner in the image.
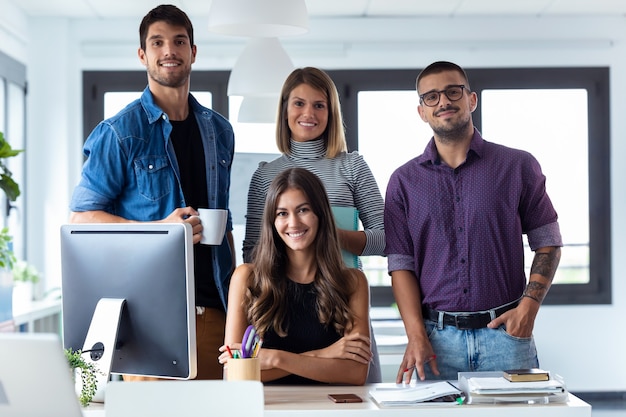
[0,131,23,271]
[0,131,22,202]
[0,227,16,270]
[64,348,101,407]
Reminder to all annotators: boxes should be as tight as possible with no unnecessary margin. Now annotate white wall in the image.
[0,0,28,64]
[2,10,625,391]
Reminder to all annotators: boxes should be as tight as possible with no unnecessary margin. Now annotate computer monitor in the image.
[60,223,197,386]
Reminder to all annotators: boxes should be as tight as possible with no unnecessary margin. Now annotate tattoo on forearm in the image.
[530,248,561,282]
[523,281,547,304]
[524,247,562,304]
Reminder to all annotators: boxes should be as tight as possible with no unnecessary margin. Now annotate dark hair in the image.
[276,67,347,158]
[248,168,355,337]
[139,4,194,51]
[416,61,471,93]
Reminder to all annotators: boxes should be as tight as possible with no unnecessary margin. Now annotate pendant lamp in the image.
[237,96,280,123]
[208,0,309,37]
[227,38,295,97]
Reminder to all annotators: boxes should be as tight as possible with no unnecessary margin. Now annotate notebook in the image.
[105,380,264,417]
[331,206,360,268]
[369,381,464,407]
[0,333,83,417]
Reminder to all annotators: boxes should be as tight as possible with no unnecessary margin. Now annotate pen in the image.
[403,355,436,373]
[251,339,263,358]
[226,345,234,358]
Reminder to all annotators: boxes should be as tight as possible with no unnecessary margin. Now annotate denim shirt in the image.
[70,86,235,308]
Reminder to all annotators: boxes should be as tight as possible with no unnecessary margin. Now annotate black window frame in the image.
[82,67,611,306]
[328,67,611,306]
[82,71,230,139]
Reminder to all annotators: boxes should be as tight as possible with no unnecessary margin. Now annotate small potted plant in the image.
[64,348,101,407]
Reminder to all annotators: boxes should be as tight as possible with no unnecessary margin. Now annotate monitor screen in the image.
[60,223,196,380]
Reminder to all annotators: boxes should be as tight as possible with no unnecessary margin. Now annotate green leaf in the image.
[0,132,23,159]
[0,131,22,202]
[0,227,15,270]
[0,174,20,201]
[64,348,102,407]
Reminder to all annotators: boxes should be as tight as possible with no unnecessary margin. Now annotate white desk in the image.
[12,297,62,333]
[81,383,591,416]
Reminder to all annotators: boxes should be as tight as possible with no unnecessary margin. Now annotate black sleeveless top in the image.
[262,279,342,385]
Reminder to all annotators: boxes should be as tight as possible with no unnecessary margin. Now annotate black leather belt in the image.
[422,300,519,330]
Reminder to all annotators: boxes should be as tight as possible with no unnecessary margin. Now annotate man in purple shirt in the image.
[385,61,562,382]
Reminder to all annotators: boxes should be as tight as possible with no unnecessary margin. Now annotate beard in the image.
[431,111,472,145]
[146,61,190,88]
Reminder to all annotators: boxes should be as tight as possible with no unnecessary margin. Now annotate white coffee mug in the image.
[196,208,228,245]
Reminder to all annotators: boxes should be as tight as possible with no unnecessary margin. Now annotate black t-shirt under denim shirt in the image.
[170,113,221,310]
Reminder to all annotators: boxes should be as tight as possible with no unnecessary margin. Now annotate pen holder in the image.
[225,358,260,381]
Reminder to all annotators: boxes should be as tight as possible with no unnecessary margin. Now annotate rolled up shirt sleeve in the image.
[527,221,563,251]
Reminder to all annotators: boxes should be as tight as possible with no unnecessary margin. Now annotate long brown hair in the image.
[248,168,356,337]
[275,67,347,158]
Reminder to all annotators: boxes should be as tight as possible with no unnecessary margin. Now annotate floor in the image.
[592,409,626,416]
[589,400,626,416]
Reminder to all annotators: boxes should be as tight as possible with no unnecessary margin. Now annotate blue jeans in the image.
[422,320,539,381]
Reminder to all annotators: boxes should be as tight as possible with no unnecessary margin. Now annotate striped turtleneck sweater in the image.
[242,138,385,264]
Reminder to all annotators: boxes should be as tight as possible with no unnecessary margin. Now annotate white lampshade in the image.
[227,38,295,97]
[237,96,279,124]
[208,0,308,37]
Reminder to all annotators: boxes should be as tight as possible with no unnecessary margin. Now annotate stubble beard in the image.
[147,63,190,88]
[432,114,472,145]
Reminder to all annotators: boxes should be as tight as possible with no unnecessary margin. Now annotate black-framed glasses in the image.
[419,85,467,107]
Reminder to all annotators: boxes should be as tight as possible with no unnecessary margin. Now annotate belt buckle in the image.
[453,314,475,330]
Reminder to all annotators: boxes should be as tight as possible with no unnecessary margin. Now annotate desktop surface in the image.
[81,382,591,417]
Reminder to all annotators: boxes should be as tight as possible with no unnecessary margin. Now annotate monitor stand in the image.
[80,298,125,403]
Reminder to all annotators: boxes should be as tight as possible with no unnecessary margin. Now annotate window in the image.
[328,67,610,306]
[466,67,609,305]
[481,89,589,286]
[103,92,213,119]
[82,71,230,137]
[82,67,611,305]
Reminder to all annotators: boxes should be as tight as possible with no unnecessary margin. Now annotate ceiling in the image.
[7,0,626,20]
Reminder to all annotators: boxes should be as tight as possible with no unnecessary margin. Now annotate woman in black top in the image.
[219,168,371,385]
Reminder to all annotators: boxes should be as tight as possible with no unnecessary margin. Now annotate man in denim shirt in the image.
[70,4,235,380]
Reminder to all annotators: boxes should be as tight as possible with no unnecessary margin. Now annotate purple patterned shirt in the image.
[384,129,562,312]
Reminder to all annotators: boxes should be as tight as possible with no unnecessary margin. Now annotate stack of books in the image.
[458,370,568,404]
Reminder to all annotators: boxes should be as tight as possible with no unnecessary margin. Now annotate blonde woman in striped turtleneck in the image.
[243,67,385,383]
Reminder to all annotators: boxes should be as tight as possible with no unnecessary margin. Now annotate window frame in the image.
[82,71,230,139]
[82,67,611,306]
[327,67,611,306]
